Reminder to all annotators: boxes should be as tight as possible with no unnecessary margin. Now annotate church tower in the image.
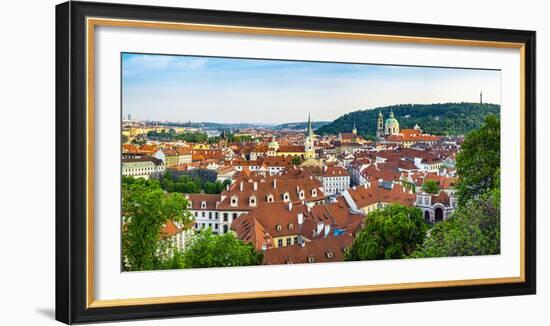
[480,90,483,104]
[304,113,315,159]
[384,109,400,135]
[376,110,384,140]
[352,121,357,135]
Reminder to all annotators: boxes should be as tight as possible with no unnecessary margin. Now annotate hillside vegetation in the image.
[315,103,500,138]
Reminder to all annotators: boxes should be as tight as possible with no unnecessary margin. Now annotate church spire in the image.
[307,112,313,137]
[352,121,357,135]
[480,90,483,104]
[306,112,313,137]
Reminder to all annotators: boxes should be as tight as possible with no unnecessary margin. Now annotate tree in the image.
[455,115,500,204]
[183,229,263,268]
[291,156,301,165]
[411,189,500,258]
[422,180,440,194]
[122,178,193,271]
[345,205,427,261]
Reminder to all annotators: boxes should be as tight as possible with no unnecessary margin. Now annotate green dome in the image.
[385,118,399,126]
[385,111,399,126]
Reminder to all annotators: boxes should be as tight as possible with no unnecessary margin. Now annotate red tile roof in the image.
[262,233,354,265]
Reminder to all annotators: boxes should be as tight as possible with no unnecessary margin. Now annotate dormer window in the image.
[276,224,282,232]
[201,201,207,209]
[249,196,256,207]
[187,201,192,209]
[307,256,315,263]
[326,251,334,259]
[288,223,294,230]
[283,192,290,202]
[230,196,238,207]
[311,189,317,197]
[266,194,274,202]
[299,190,305,200]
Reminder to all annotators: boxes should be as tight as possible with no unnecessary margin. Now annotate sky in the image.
[122,53,501,124]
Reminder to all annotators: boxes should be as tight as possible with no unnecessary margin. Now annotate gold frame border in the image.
[85,17,527,309]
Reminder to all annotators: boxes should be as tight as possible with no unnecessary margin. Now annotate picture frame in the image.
[56,1,536,324]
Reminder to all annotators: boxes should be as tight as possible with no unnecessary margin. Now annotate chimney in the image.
[239,181,243,192]
[288,202,293,211]
[297,213,304,225]
[273,179,277,189]
[324,224,331,237]
[316,222,324,236]
[253,182,258,191]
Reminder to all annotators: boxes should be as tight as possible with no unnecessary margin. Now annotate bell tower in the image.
[376,110,384,139]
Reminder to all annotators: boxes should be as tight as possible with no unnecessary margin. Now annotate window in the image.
[201,212,205,217]
[283,193,289,202]
[326,251,334,259]
[209,212,212,219]
[294,236,298,244]
[278,239,283,247]
[223,213,228,222]
[201,201,207,209]
[215,223,218,229]
[276,224,282,232]
[286,238,291,246]
[288,223,294,230]
[307,256,315,263]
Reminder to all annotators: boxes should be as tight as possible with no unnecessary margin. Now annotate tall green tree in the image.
[183,229,263,268]
[291,156,302,165]
[422,180,440,194]
[411,189,500,258]
[122,178,193,271]
[455,115,500,204]
[345,205,427,261]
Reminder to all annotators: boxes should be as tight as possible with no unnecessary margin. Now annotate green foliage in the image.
[174,131,209,143]
[183,229,264,268]
[226,133,255,143]
[455,115,500,204]
[316,102,500,137]
[411,190,500,258]
[345,205,427,261]
[160,172,229,194]
[422,180,440,194]
[291,156,302,165]
[158,250,186,270]
[121,177,193,271]
[121,134,129,144]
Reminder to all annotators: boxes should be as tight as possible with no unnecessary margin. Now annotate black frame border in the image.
[56,1,536,324]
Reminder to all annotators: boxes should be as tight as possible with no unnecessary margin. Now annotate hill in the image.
[315,103,500,138]
[274,121,330,130]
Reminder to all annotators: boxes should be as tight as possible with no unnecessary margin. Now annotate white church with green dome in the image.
[376,109,400,139]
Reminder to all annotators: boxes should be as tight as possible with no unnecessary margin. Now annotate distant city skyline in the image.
[122,53,501,124]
